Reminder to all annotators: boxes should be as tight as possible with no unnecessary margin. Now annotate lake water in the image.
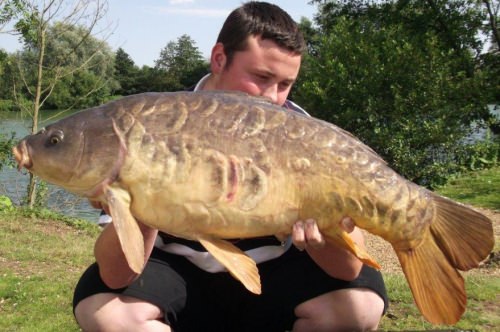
[0,110,99,223]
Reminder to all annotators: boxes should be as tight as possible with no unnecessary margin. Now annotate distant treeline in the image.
[0,33,209,111]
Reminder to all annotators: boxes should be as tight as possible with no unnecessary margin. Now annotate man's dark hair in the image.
[216,1,305,67]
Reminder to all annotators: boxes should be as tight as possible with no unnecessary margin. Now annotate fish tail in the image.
[429,195,494,271]
[395,194,493,324]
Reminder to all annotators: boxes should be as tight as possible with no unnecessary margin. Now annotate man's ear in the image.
[210,42,227,74]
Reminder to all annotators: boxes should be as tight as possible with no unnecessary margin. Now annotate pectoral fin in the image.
[325,229,381,270]
[105,186,145,274]
[341,231,380,269]
[199,238,261,294]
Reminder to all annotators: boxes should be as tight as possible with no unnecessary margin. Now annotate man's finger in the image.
[305,219,325,248]
[340,217,355,233]
[292,221,306,251]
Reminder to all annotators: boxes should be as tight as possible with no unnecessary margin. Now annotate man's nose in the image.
[261,84,279,104]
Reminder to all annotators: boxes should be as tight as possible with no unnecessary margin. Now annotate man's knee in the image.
[75,293,120,331]
[74,293,167,332]
[293,288,384,332]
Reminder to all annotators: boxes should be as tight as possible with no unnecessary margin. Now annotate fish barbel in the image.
[12,91,493,324]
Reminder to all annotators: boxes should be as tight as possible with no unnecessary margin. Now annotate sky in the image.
[0,0,317,67]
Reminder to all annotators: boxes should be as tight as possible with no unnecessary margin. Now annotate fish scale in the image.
[12,90,494,325]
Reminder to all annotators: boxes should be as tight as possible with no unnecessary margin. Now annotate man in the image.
[73,2,387,331]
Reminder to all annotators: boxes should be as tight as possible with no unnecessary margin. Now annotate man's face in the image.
[211,35,302,106]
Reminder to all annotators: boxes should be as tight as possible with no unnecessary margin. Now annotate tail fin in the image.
[395,194,493,324]
[396,234,466,324]
[430,195,493,271]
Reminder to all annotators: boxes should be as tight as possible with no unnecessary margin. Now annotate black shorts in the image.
[73,246,388,332]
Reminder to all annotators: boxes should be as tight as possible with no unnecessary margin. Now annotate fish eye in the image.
[48,130,64,146]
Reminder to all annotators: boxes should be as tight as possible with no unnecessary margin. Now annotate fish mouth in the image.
[12,140,33,171]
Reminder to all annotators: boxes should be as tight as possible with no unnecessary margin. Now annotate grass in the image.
[436,166,500,211]
[0,167,498,331]
[379,274,500,331]
[0,210,99,331]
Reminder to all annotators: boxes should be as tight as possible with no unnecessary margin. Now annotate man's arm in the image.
[94,219,158,289]
[292,218,364,281]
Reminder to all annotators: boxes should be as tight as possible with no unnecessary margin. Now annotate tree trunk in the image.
[483,0,500,50]
[27,22,46,208]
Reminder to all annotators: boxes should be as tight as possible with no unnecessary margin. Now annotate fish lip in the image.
[12,140,33,171]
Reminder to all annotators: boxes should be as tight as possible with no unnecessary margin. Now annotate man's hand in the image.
[89,200,110,214]
[291,217,363,281]
[292,217,355,251]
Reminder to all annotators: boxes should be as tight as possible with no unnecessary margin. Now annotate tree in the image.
[114,47,139,96]
[0,49,10,99]
[0,0,27,31]
[480,0,500,107]
[296,0,495,186]
[482,0,500,50]
[155,34,208,91]
[132,64,152,92]
[37,22,117,109]
[8,0,112,207]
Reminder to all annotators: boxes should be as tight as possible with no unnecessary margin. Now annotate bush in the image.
[0,99,15,112]
[0,195,14,211]
[0,98,33,112]
[0,132,15,171]
[455,139,499,171]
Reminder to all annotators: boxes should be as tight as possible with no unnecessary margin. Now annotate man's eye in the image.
[279,82,291,90]
[255,74,269,81]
